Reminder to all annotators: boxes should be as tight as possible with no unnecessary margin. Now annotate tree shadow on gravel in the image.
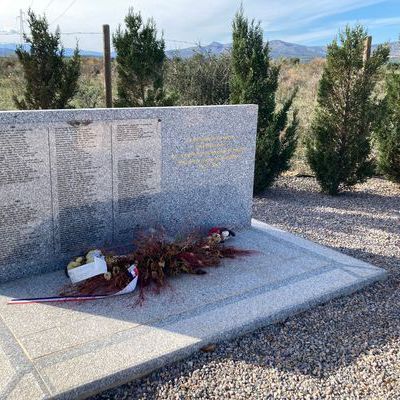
[255,183,400,213]
[254,182,400,237]
[91,251,400,400]
[227,249,400,377]
[249,180,400,378]
[265,203,399,236]
[91,178,400,399]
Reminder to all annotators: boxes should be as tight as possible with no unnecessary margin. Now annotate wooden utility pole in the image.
[103,24,113,108]
[363,36,372,63]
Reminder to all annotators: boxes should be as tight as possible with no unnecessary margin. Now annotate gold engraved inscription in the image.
[172,135,247,170]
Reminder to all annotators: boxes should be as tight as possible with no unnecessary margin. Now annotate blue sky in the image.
[0,0,399,50]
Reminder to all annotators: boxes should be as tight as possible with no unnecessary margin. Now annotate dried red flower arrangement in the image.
[62,227,254,302]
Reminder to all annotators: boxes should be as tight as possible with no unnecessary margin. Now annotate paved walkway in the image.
[0,220,386,399]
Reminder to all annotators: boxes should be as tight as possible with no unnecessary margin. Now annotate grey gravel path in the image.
[91,177,400,400]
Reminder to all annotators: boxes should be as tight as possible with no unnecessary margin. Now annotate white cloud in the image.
[279,15,400,44]
[362,16,400,27]
[279,28,338,44]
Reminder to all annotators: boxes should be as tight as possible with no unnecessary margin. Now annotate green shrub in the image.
[72,76,105,109]
[14,10,80,110]
[306,25,389,194]
[375,64,400,183]
[230,7,298,194]
[113,8,174,107]
[165,52,230,106]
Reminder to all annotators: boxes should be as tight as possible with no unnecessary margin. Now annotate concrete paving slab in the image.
[0,220,387,399]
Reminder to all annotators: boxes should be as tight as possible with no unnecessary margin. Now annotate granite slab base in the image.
[0,220,387,400]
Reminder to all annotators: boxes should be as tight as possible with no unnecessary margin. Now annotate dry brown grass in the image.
[276,59,325,174]
[0,57,25,110]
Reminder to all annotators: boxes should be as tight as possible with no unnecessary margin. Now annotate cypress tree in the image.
[230,7,298,194]
[14,10,81,110]
[306,26,389,194]
[375,63,400,183]
[113,8,173,107]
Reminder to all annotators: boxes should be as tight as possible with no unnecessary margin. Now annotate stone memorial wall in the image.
[0,105,258,281]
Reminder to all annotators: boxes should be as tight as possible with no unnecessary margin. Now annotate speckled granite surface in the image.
[0,220,386,399]
[0,106,258,282]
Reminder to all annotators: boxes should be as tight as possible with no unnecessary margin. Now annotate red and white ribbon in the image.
[8,266,139,305]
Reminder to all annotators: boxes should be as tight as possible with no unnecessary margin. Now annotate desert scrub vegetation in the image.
[165,52,231,106]
[276,58,324,174]
[0,57,24,110]
[69,57,105,109]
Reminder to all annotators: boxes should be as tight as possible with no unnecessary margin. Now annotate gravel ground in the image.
[91,177,400,400]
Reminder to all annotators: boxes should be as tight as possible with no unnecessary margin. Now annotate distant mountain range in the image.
[165,40,327,60]
[1,40,399,61]
[165,40,400,60]
[0,43,110,58]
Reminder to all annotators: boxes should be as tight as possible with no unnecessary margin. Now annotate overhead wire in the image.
[43,0,57,12]
[50,0,78,24]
